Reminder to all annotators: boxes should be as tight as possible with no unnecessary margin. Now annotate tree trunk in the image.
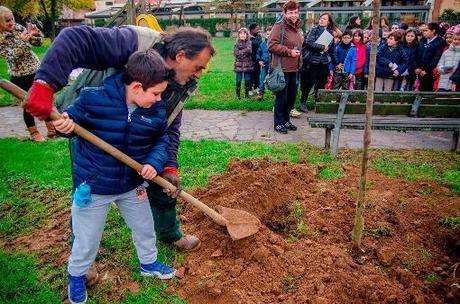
[50,0,56,40]
[351,0,381,249]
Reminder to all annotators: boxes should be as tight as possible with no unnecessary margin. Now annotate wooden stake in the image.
[351,0,381,249]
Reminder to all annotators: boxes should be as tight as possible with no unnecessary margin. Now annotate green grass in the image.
[0,251,61,303]
[0,39,50,107]
[2,140,460,302]
[439,216,460,228]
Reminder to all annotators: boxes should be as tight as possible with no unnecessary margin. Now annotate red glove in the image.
[25,81,54,120]
[161,166,181,198]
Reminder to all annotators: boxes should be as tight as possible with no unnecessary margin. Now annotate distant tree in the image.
[2,0,93,38]
[1,0,40,18]
[209,0,264,31]
[439,9,460,23]
[38,0,94,39]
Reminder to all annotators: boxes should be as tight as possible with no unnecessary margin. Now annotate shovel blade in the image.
[217,206,261,241]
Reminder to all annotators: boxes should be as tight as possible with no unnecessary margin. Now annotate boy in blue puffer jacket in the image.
[53,50,176,304]
[255,26,272,99]
[333,30,353,89]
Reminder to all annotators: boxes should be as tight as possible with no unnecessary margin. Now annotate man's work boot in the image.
[45,121,58,139]
[27,126,45,142]
[174,234,200,251]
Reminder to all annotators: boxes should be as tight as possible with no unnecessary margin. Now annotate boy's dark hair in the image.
[163,26,215,61]
[249,23,259,32]
[283,0,300,12]
[342,30,353,38]
[122,49,175,89]
[388,31,403,43]
[399,22,409,31]
[427,22,440,35]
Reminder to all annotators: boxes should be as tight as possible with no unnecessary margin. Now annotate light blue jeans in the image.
[258,65,269,94]
[68,187,157,276]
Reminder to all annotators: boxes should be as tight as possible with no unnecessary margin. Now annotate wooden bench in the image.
[308,90,460,156]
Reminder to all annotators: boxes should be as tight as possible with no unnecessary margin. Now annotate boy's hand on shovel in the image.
[140,165,157,180]
[161,167,181,198]
[53,112,75,134]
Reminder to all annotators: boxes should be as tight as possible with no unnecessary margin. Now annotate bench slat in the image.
[316,103,460,117]
[317,89,460,104]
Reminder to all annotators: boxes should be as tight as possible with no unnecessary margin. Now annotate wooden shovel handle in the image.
[0,79,228,227]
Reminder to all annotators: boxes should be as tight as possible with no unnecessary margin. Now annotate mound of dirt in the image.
[173,158,460,304]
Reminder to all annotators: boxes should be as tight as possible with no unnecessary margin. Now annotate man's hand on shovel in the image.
[161,167,182,198]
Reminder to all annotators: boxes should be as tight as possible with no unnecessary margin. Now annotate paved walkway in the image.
[0,106,453,150]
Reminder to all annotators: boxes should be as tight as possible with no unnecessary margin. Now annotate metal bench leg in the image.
[325,127,332,149]
[452,131,459,152]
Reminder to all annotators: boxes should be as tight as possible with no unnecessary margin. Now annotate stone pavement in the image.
[0,106,453,150]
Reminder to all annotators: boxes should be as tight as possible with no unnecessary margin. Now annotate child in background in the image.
[333,30,353,89]
[234,27,254,99]
[344,29,368,90]
[437,30,460,91]
[363,30,370,45]
[401,28,419,91]
[450,61,460,91]
[375,31,408,91]
[53,50,176,304]
[256,26,272,100]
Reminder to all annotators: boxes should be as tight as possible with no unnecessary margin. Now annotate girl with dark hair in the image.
[401,28,419,90]
[345,15,361,31]
[415,22,444,91]
[344,29,368,90]
[268,0,303,134]
[366,16,390,38]
[375,31,408,91]
[299,12,338,112]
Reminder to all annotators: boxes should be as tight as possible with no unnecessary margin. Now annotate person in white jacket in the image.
[437,30,460,91]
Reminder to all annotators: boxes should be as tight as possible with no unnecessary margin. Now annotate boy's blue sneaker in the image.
[140,261,176,280]
[68,274,87,304]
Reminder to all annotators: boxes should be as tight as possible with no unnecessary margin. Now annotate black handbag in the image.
[265,21,286,93]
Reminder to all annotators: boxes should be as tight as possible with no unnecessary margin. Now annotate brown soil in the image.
[173,158,460,304]
[3,158,460,303]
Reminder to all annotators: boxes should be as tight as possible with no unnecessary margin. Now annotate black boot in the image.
[236,82,241,99]
[244,80,251,98]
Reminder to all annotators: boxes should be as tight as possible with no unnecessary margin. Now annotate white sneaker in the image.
[290,109,302,118]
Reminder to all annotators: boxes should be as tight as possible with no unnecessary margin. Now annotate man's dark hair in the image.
[427,22,440,35]
[122,49,175,89]
[163,27,215,60]
[249,23,259,32]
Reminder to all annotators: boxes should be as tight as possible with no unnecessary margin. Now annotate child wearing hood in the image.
[437,30,460,91]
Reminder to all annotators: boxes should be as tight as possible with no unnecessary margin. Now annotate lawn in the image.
[1,138,459,303]
[0,38,310,110]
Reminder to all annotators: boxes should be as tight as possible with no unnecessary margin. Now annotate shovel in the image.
[0,79,261,241]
